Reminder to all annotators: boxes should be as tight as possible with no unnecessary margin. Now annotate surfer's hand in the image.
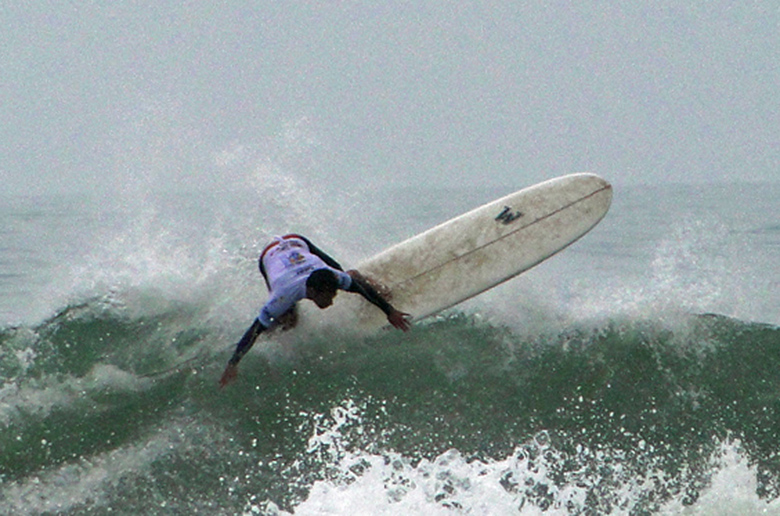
[219,363,238,388]
[388,310,411,331]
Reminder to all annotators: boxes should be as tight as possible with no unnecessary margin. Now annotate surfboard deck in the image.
[298,173,612,333]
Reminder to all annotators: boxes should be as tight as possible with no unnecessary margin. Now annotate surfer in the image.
[219,234,411,387]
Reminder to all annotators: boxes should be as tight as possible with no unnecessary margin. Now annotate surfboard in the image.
[299,173,612,332]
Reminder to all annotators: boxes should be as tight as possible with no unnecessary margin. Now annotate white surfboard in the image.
[300,173,612,332]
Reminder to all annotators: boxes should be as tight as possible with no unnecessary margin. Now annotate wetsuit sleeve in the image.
[228,318,267,366]
[346,276,395,316]
[297,235,344,271]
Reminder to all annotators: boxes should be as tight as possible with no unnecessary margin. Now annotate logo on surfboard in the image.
[495,206,523,225]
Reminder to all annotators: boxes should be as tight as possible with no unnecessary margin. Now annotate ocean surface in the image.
[1,177,779,515]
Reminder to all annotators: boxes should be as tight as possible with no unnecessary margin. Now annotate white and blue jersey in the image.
[225,234,402,369]
[257,236,352,328]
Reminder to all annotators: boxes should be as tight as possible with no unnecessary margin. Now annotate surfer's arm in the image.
[298,235,344,271]
[346,275,411,331]
[219,318,267,387]
[229,318,267,366]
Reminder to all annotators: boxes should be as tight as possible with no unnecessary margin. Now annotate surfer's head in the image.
[306,269,339,308]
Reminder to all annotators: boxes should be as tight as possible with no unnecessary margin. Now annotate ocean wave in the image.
[1,300,779,513]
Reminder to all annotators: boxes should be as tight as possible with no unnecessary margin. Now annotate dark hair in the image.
[306,269,339,293]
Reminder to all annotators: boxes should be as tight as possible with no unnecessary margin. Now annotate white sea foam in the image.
[258,439,779,516]
[236,398,779,515]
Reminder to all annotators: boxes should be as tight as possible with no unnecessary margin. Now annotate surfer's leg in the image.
[276,306,298,331]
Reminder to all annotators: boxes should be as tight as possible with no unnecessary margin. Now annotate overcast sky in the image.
[1,2,777,196]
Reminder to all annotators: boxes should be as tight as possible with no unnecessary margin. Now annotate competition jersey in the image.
[257,236,352,328]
